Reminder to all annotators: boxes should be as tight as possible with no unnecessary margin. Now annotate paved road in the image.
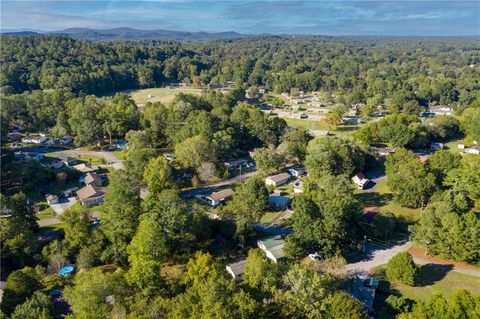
[343,241,412,276]
[51,149,125,169]
[179,171,256,199]
[343,241,480,278]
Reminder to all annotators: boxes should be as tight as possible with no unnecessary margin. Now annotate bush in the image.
[386,252,416,286]
[385,295,414,314]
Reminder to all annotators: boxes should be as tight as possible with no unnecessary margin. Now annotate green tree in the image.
[0,192,38,269]
[428,150,461,183]
[143,156,174,194]
[386,252,417,286]
[306,136,365,178]
[326,291,368,319]
[11,291,53,319]
[222,178,269,245]
[252,147,285,176]
[174,135,217,171]
[68,96,105,146]
[386,149,437,208]
[63,269,125,319]
[1,267,42,315]
[461,107,480,143]
[101,170,142,266]
[279,127,311,162]
[445,154,480,208]
[58,205,91,253]
[101,93,139,144]
[243,248,278,292]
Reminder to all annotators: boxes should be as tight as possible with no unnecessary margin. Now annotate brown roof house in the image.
[265,173,290,187]
[84,172,103,187]
[76,185,105,207]
[73,163,96,173]
[206,188,234,207]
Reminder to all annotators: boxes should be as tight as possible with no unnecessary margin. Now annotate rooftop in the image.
[76,185,103,200]
[209,188,234,201]
[226,259,247,276]
[266,172,290,183]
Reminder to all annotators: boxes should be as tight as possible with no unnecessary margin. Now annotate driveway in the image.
[50,197,77,215]
[343,241,412,276]
[50,149,125,170]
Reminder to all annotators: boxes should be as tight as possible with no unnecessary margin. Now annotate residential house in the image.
[430,106,453,116]
[60,157,78,167]
[268,195,291,211]
[206,188,234,207]
[457,143,465,149]
[48,160,64,169]
[76,185,105,207]
[257,235,285,263]
[226,259,247,280]
[224,159,250,171]
[465,145,480,155]
[287,166,305,178]
[73,163,96,173]
[84,172,103,187]
[350,277,379,314]
[46,194,59,205]
[265,173,290,187]
[307,101,325,107]
[21,135,47,144]
[430,142,444,150]
[352,172,370,190]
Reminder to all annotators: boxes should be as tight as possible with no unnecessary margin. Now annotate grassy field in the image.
[284,118,328,131]
[375,264,480,302]
[126,87,204,105]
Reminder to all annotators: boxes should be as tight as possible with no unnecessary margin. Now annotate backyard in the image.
[125,87,204,106]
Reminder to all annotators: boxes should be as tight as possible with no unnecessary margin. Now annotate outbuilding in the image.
[206,188,234,207]
[226,259,247,280]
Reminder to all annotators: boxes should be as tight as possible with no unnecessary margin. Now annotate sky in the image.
[1,0,479,36]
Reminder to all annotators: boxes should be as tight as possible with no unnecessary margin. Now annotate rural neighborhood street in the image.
[343,241,480,278]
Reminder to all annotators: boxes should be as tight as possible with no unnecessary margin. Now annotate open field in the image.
[284,118,329,131]
[126,87,204,106]
[374,264,480,302]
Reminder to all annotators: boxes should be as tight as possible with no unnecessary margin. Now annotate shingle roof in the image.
[267,173,290,183]
[76,185,102,200]
[84,172,102,185]
[209,188,234,201]
[226,259,247,276]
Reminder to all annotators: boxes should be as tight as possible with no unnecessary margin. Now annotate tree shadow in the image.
[354,192,393,207]
[415,264,453,287]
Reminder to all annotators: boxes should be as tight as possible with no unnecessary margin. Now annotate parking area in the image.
[50,197,77,215]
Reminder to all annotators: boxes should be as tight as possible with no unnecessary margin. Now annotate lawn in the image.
[112,149,127,160]
[444,138,466,154]
[284,118,329,131]
[260,211,281,224]
[126,87,204,106]
[37,205,56,220]
[374,264,480,302]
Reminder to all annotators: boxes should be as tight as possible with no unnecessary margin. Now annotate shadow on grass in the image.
[415,263,453,287]
[354,192,393,207]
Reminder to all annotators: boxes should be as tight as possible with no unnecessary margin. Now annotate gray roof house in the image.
[226,259,247,280]
[206,188,234,207]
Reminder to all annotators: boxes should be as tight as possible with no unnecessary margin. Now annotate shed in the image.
[287,166,306,177]
[73,163,96,173]
[46,194,59,205]
[226,259,247,280]
[352,172,369,189]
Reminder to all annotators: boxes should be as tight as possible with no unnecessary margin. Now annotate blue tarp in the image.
[59,265,75,277]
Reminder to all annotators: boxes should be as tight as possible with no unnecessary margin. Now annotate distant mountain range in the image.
[1,27,248,41]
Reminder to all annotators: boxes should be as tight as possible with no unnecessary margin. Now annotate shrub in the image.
[385,252,416,286]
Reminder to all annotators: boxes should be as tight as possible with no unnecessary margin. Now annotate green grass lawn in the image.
[444,138,466,154]
[37,205,56,220]
[112,149,127,160]
[126,87,204,105]
[260,212,280,224]
[284,118,329,131]
[374,264,480,302]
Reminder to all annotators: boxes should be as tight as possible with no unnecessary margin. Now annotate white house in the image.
[457,144,465,149]
[265,173,290,187]
[206,189,234,207]
[21,135,47,144]
[352,172,370,190]
[226,259,247,280]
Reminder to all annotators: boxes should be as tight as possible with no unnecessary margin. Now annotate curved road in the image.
[343,241,480,278]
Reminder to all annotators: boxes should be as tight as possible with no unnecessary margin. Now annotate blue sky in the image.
[1,1,479,36]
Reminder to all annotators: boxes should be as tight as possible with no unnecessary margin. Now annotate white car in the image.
[308,252,322,261]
